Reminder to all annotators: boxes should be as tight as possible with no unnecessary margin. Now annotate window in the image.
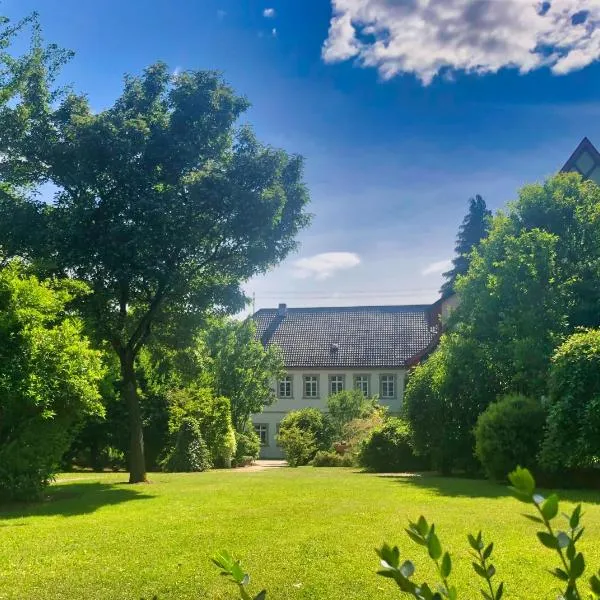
[354,375,369,396]
[380,375,396,399]
[254,423,269,446]
[278,376,293,398]
[329,375,345,395]
[303,375,319,398]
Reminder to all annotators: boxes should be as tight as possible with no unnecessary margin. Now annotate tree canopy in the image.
[440,194,491,298]
[0,58,310,482]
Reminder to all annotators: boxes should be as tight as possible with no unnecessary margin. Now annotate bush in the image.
[327,389,377,439]
[234,427,261,464]
[474,394,546,480]
[0,264,104,501]
[540,329,600,471]
[161,417,212,472]
[277,426,316,467]
[312,450,355,467]
[278,407,332,461]
[358,418,427,473]
[167,387,236,468]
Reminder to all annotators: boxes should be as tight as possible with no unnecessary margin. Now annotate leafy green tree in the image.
[540,329,600,471]
[408,173,600,473]
[204,318,285,432]
[0,261,104,500]
[0,61,309,482]
[440,195,491,298]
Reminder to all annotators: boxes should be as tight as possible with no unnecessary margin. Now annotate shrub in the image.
[0,264,104,501]
[312,450,355,467]
[161,417,212,472]
[541,329,600,471]
[277,426,316,467]
[278,408,332,456]
[474,394,546,480]
[166,387,236,468]
[358,418,427,473]
[342,409,386,455]
[234,427,261,464]
[327,389,377,439]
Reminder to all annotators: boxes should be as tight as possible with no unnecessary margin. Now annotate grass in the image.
[0,468,599,600]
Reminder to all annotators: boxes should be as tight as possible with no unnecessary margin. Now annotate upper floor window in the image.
[380,374,396,399]
[303,375,319,398]
[254,423,269,446]
[279,376,293,398]
[354,375,369,397]
[329,375,344,395]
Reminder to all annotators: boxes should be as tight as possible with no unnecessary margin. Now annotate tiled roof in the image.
[253,305,440,369]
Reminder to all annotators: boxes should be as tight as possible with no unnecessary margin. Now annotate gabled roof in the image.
[561,137,600,185]
[253,305,440,369]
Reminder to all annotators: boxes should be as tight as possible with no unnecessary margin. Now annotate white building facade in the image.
[251,303,443,459]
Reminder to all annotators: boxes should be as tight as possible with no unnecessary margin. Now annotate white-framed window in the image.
[254,423,269,446]
[303,375,319,398]
[279,376,293,398]
[354,375,369,396]
[380,375,396,399]
[329,375,345,395]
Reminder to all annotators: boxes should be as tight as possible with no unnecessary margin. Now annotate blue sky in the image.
[5,0,600,311]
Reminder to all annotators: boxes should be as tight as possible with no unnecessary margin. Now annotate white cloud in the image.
[293,252,361,280]
[422,259,452,276]
[322,0,600,84]
[272,27,278,37]
[263,7,276,18]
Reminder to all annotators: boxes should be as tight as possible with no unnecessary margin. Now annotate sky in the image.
[5,0,600,312]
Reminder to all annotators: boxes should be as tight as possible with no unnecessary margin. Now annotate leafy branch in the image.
[211,550,266,600]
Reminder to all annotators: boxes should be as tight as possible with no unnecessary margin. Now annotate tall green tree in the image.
[203,318,284,432]
[0,60,309,482]
[407,173,600,473]
[440,194,491,298]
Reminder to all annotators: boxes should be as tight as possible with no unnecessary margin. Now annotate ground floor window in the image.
[380,374,396,399]
[354,375,369,396]
[254,423,269,446]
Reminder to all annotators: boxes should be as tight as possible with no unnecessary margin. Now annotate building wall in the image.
[251,367,406,459]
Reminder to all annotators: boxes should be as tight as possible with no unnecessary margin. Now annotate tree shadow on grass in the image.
[0,481,154,520]
[376,473,600,505]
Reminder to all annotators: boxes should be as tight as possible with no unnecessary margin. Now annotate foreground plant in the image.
[212,550,266,600]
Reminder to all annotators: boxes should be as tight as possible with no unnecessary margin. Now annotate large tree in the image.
[203,318,284,432]
[440,194,491,298]
[0,60,310,482]
[406,173,600,473]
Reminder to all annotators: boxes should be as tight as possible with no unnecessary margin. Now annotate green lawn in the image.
[0,468,599,600]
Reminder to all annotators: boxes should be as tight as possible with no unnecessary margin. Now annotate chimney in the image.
[277,303,287,317]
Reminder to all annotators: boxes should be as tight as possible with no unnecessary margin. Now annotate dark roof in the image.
[253,305,440,369]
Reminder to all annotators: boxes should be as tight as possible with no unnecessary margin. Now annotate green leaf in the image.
[447,585,458,600]
[483,542,494,561]
[551,568,570,582]
[417,515,430,536]
[406,528,427,547]
[254,591,267,600]
[571,553,585,579]
[472,562,487,579]
[496,581,504,600]
[541,494,559,521]
[537,531,558,549]
[376,543,401,569]
[590,574,600,595]
[427,531,442,560]
[441,552,452,578]
[508,467,535,498]
[523,514,544,524]
[400,560,415,578]
[570,505,582,530]
[468,533,480,552]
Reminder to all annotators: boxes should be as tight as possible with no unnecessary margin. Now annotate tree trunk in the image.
[120,350,147,483]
